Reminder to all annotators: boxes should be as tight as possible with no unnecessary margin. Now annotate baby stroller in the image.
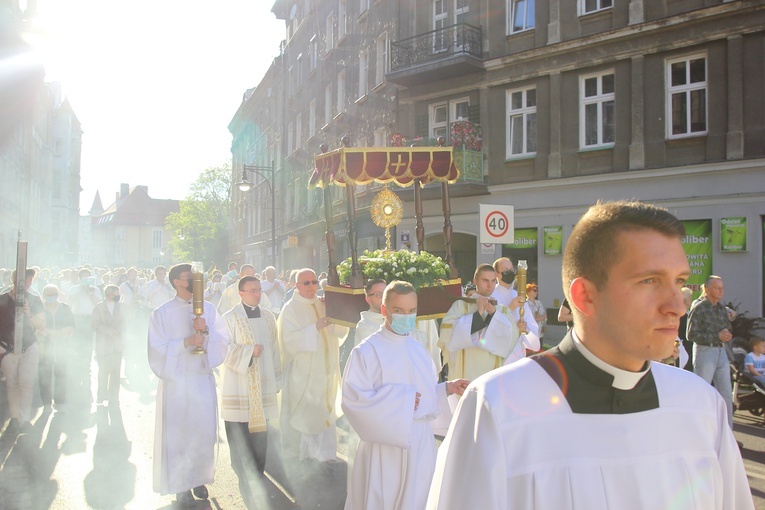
[731,339,765,417]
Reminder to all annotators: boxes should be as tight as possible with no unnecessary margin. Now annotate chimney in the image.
[120,183,129,198]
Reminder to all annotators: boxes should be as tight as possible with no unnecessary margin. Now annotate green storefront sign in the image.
[681,219,713,300]
[721,217,747,252]
[506,228,537,249]
[543,226,563,255]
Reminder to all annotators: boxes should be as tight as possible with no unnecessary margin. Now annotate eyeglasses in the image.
[366,292,383,298]
[240,289,262,294]
[299,280,319,286]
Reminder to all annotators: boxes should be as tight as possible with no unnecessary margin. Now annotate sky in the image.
[31,1,285,211]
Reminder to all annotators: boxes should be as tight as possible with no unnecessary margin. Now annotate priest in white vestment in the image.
[439,264,525,382]
[343,281,468,510]
[217,264,271,315]
[221,275,281,507]
[148,263,229,506]
[278,268,345,462]
[491,256,541,362]
[261,266,287,314]
[427,201,754,510]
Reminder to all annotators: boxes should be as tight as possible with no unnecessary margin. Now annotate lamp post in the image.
[236,162,276,268]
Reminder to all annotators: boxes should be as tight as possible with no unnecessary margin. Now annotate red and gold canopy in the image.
[310,147,460,188]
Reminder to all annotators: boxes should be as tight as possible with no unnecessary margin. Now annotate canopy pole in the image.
[345,182,363,288]
[441,181,458,279]
[414,179,425,252]
[320,144,340,286]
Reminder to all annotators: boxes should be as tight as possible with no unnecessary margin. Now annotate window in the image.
[506,87,537,158]
[296,54,303,89]
[433,0,447,52]
[360,0,370,16]
[667,55,707,138]
[295,113,302,149]
[326,12,335,53]
[338,0,347,39]
[153,229,163,249]
[580,71,615,148]
[454,0,469,49]
[325,83,333,125]
[430,102,448,140]
[580,0,612,15]
[374,126,387,147]
[288,122,294,153]
[288,65,295,96]
[451,98,469,121]
[337,70,346,114]
[309,99,316,138]
[508,0,534,34]
[375,32,388,86]
[359,50,369,98]
[310,36,318,72]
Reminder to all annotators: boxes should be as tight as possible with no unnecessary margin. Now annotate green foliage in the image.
[336,249,450,290]
[166,164,231,266]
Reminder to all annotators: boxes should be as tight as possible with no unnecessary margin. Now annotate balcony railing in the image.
[390,23,482,72]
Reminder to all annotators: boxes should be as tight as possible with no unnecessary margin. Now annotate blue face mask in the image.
[45,295,58,304]
[389,313,417,335]
[228,270,238,280]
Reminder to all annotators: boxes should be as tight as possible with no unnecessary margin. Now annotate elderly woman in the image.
[91,284,125,405]
[526,283,547,341]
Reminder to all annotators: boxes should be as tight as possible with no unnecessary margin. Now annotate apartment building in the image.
[230,0,765,315]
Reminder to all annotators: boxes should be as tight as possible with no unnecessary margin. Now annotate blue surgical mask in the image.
[389,313,417,335]
[45,295,58,304]
[228,270,238,279]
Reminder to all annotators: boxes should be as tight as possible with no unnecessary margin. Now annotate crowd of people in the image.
[0,200,758,509]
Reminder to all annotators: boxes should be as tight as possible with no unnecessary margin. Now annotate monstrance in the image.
[370,184,404,252]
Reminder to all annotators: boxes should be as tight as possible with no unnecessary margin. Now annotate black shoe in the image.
[192,485,209,499]
[176,490,194,506]
[737,440,744,450]
[4,418,20,436]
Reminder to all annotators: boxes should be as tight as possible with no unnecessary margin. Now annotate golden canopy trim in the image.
[310,146,460,189]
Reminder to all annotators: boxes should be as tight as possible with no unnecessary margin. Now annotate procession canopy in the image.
[310,146,460,189]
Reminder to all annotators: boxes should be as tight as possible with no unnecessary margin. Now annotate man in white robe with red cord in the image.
[148,263,229,507]
[427,201,753,510]
[343,280,468,510]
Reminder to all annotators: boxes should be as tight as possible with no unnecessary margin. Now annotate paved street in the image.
[0,356,346,510]
[1,355,765,509]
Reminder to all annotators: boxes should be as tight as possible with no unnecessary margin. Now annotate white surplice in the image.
[278,293,344,461]
[261,278,287,312]
[439,300,522,381]
[355,311,441,370]
[148,296,229,495]
[343,326,451,510]
[427,358,754,510]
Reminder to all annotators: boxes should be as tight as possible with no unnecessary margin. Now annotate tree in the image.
[165,164,231,269]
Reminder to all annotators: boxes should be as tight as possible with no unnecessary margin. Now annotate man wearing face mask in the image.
[491,257,541,364]
[148,263,229,506]
[342,280,468,510]
[440,264,526,383]
[91,284,126,405]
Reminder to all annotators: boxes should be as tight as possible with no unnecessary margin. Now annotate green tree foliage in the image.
[165,164,231,267]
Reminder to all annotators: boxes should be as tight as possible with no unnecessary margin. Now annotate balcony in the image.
[387,23,483,87]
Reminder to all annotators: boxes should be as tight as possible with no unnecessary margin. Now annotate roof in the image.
[95,186,179,227]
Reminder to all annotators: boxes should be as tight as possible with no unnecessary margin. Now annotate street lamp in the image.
[236,162,276,268]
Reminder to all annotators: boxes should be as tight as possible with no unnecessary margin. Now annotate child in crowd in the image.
[744,336,765,387]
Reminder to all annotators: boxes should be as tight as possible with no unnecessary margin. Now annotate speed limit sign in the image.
[479,204,515,244]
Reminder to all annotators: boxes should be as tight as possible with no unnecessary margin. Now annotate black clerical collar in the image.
[244,304,260,319]
[532,333,659,415]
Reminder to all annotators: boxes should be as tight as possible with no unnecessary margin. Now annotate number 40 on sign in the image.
[479,204,515,245]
